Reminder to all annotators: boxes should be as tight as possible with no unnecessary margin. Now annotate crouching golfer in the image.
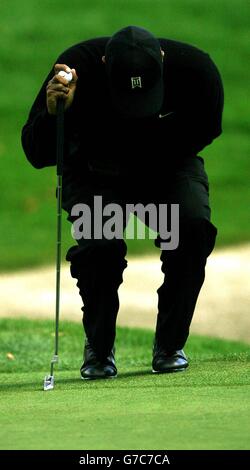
[22,26,223,379]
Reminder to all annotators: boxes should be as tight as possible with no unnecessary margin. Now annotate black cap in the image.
[105,26,164,118]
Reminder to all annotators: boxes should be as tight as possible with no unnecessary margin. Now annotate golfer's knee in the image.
[67,239,127,280]
[160,217,217,265]
[184,217,217,257]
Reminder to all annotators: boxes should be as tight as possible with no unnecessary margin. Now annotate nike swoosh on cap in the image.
[158,111,174,119]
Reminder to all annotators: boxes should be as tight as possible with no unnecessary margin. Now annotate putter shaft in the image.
[43,99,64,390]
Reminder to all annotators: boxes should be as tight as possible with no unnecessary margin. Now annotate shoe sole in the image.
[81,373,117,381]
[152,366,188,374]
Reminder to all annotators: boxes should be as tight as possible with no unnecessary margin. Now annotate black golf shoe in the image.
[152,346,188,373]
[80,340,117,380]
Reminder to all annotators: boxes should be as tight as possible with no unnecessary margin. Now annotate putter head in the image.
[44,375,54,391]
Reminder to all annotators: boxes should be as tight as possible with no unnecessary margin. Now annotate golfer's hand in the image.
[46,64,78,115]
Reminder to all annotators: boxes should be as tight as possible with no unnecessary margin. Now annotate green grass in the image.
[0,0,250,270]
[0,318,249,450]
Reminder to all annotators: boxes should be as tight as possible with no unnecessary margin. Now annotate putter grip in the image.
[56,99,65,176]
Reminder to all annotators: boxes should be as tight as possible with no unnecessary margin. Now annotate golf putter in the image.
[44,70,73,391]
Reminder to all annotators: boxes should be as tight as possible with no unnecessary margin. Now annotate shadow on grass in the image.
[0,381,46,393]
[1,362,249,393]
[0,368,153,393]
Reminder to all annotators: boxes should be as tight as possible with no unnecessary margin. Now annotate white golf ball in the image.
[58,70,73,82]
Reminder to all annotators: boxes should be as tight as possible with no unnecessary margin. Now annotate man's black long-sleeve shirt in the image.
[21,36,224,210]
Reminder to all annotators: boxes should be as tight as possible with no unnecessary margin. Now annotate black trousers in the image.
[66,157,217,359]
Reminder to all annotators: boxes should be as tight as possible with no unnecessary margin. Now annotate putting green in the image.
[0,319,249,450]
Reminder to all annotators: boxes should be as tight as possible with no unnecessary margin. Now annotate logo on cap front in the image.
[131,77,142,89]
